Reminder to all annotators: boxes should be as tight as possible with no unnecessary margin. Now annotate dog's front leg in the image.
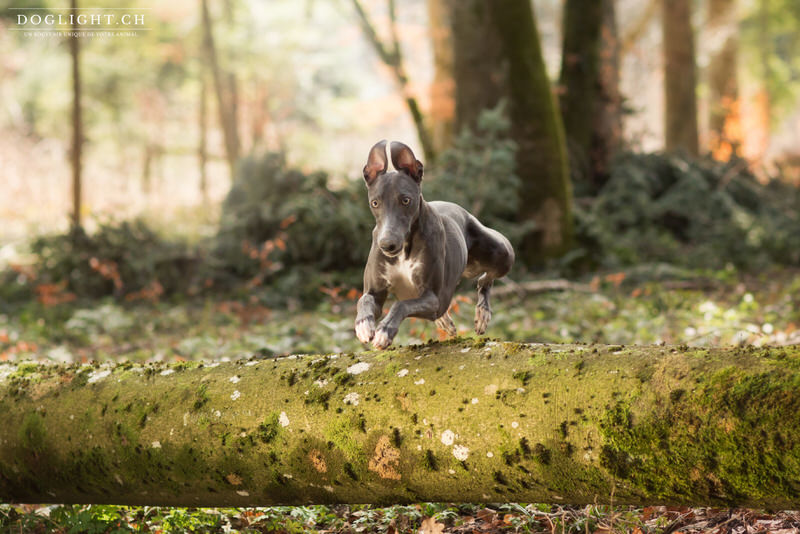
[355,289,386,344]
[373,291,439,349]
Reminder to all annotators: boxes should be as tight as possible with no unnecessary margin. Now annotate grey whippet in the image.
[355,140,515,349]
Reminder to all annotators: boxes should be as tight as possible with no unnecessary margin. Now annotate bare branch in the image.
[350,0,396,66]
[620,0,658,55]
[349,0,435,161]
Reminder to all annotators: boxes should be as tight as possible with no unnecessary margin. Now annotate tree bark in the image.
[707,0,740,160]
[662,0,699,156]
[591,0,623,190]
[198,68,209,205]
[201,0,239,179]
[559,0,603,189]
[447,0,505,133]
[488,0,573,263]
[4,342,799,507]
[426,0,455,152]
[69,0,82,229]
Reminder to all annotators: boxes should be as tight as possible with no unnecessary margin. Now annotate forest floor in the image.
[2,265,800,532]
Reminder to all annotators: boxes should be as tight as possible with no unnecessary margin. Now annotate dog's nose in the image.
[379,239,401,255]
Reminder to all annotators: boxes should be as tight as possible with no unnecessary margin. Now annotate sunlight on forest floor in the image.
[1,268,798,364]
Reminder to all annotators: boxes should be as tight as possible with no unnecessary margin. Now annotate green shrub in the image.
[425,105,529,249]
[574,152,800,269]
[28,220,196,300]
[213,152,373,303]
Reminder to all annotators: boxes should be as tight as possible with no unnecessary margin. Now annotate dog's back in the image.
[428,201,514,280]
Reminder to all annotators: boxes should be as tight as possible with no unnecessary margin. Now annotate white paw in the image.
[435,313,457,337]
[474,306,491,335]
[372,329,392,350]
[355,318,375,344]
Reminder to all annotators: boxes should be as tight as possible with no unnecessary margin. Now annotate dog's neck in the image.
[402,193,430,257]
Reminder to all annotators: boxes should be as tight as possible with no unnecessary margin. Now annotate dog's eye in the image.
[401,197,411,206]
[371,200,379,208]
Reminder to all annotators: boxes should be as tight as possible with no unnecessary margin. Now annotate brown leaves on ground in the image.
[417,506,800,534]
[418,516,445,534]
[641,507,800,534]
[5,504,800,533]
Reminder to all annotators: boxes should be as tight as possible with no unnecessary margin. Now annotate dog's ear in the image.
[390,141,423,182]
[363,140,388,186]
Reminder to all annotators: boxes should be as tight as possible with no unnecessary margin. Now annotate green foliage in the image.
[741,0,800,123]
[29,220,196,300]
[573,153,800,270]
[214,152,372,303]
[426,106,530,249]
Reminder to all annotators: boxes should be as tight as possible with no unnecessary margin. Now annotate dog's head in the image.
[362,140,424,258]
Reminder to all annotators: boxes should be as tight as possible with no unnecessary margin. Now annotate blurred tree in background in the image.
[592,0,623,190]
[559,0,603,189]
[1,0,800,288]
[68,0,82,229]
[707,0,740,160]
[488,0,573,264]
[443,0,573,264]
[662,0,699,156]
[425,0,455,154]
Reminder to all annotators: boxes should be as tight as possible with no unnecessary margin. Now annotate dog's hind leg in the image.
[474,273,493,335]
[435,311,457,338]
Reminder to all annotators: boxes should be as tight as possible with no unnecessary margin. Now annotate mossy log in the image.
[2,341,800,507]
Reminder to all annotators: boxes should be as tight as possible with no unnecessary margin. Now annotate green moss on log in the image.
[1,342,800,507]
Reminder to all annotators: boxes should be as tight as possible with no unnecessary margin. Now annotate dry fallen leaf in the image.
[476,508,496,523]
[225,473,243,486]
[418,516,445,534]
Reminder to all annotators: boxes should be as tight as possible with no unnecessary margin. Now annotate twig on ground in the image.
[493,278,594,298]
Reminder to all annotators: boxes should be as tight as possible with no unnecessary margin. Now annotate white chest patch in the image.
[383,257,422,300]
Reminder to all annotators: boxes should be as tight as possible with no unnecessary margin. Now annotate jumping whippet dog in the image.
[355,140,515,349]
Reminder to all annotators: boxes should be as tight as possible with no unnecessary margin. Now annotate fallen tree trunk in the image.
[1,341,799,507]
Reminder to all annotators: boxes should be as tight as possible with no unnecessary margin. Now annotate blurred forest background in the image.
[0,0,798,354]
[2,0,800,531]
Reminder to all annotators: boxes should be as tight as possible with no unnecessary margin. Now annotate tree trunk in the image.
[662,0,699,156]
[447,0,505,133]
[250,79,268,149]
[198,68,209,205]
[757,0,770,134]
[591,0,623,190]
[141,145,153,194]
[559,0,603,191]
[707,0,740,160]
[69,0,82,229]
[5,341,798,507]
[201,0,239,179]
[426,0,455,152]
[488,0,573,263]
[227,72,241,157]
